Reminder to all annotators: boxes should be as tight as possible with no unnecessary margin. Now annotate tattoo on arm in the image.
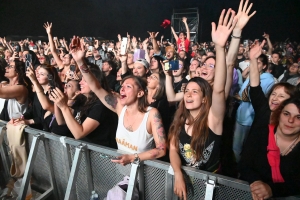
[79,64,90,73]
[149,111,166,158]
[104,94,118,109]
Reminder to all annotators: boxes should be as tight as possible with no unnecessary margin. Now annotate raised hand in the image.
[211,9,237,48]
[26,65,38,83]
[69,36,86,63]
[262,32,269,39]
[43,22,52,35]
[182,17,187,23]
[148,31,159,39]
[119,54,127,63]
[249,40,266,60]
[142,38,149,50]
[234,0,256,31]
[117,34,121,42]
[50,88,68,109]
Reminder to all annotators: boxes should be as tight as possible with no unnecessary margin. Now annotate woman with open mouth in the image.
[68,36,167,166]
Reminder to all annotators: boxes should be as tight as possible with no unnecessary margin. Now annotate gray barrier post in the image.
[64,144,85,200]
[138,163,145,200]
[126,162,139,200]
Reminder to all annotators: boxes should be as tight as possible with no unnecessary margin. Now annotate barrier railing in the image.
[0,120,253,200]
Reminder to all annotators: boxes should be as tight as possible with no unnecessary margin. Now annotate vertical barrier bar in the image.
[18,134,43,200]
[43,138,59,199]
[204,178,216,200]
[0,126,10,183]
[138,163,145,200]
[166,173,174,200]
[126,163,139,200]
[64,144,85,200]
[84,148,94,193]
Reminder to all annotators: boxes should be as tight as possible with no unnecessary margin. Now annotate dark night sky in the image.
[0,0,299,42]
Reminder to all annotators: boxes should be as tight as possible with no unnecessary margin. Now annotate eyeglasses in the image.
[202,63,215,69]
[7,65,15,69]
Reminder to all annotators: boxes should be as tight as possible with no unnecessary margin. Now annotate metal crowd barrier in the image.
[0,120,254,200]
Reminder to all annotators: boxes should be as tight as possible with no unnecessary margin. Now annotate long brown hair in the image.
[168,77,212,160]
[121,75,149,113]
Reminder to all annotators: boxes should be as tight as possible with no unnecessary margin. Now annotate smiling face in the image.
[189,60,199,72]
[199,58,215,83]
[133,62,147,77]
[62,54,71,65]
[79,76,91,96]
[278,103,300,136]
[268,86,291,111]
[119,78,144,106]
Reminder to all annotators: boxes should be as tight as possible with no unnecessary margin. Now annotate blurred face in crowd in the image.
[116,68,122,81]
[102,62,112,74]
[199,58,215,84]
[127,53,134,65]
[150,57,159,72]
[189,60,200,73]
[184,81,205,114]
[196,67,201,77]
[201,55,207,64]
[166,49,174,60]
[36,67,49,85]
[133,62,147,77]
[179,51,186,59]
[278,103,300,136]
[65,80,80,100]
[39,56,46,64]
[179,32,186,41]
[289,63,299,75]
[63,54,71,66]
[172,60,185,78]
[147,73,159,90]
[79,76,91,96]
[272,53,280,64]
[4,49,12,59]
[257,58,267,72]
[269,86,291,111]
[238,46,244,56]
[5,61,18,79]
[206,51,215,57]
[119,78,144,106]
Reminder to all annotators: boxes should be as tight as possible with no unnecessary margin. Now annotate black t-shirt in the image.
[237,56,246,64]
[270,63,285,79]
[173,78,188,93]
[106,74,117,91]
[179,127,221,172]
[73,99,118,148]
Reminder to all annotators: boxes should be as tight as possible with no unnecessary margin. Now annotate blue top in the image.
[236,72,274,126]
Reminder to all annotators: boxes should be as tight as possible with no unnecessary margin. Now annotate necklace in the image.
[276,133,300,156]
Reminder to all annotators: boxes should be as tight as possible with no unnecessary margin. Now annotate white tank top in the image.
[116,106,154,154]
[7,98,28,120]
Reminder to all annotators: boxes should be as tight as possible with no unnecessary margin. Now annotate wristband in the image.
[231,35,242,39]
[79,64,90,73]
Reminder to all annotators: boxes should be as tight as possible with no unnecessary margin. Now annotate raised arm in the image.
[209,9,237,135]
[182,17,190,41]
[249,40,266,87]
[142,38,150,63]
[164,70,184,102]
[26,66,54,113]
[148,32,160,54]
[70,37,122,114]
[263,32,273,55]
[120,54,129,75]
[225,0,256,98]
[171,26,179,42]
[43,22,64,68]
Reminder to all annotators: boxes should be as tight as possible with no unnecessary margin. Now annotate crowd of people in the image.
[0,0,300,199]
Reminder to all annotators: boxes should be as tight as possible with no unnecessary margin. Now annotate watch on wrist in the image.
[133,153,140,164]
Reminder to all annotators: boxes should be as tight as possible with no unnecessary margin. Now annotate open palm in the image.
[69,36,85,62]
[249,40,266,60]
[43,22,52,34]
[212,9,237,48]
[234,0,256,31]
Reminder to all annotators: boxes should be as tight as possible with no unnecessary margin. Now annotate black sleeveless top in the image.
[179,127,221,172]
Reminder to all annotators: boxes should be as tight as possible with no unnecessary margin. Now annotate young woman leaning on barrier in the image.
[0,59,31,121]
[68,37,166,165]
[239,40,300,199]
[168,9,237,200]
[13,64,62,131]
[49,64,118,148]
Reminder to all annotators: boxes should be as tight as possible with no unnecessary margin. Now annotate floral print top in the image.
[178,127,221,172]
